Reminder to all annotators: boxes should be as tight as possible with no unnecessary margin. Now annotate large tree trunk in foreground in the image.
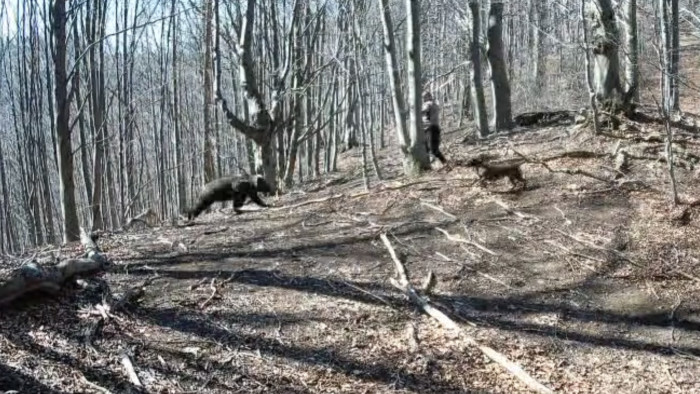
[88,0,108,231]
[669,0,680,111]
[622,0,639,106]
[52,0,81,242]
[379,0,428,177]
[586,0,624,111]
[486,2,513,131]
[203,0,217,183]
[404,0,430,173]
[469,1,489,137]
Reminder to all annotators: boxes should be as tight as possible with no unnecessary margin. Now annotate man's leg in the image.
[430,125,447,163]
[423,127,434,162]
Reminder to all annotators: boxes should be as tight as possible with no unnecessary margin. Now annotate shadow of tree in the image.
[436,291,700,357]
[0,361,64,393]
[122,219,453,269]
[137,306,474,393]
[131,268,405,308]
[5,333,143,393]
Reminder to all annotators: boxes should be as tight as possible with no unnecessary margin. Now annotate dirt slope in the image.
[2,117,700,394]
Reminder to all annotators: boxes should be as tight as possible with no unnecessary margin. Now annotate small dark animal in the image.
[187,175,272,220]
[465,157,526,189]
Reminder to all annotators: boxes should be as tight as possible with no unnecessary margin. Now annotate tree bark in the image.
[171,0,187,213]
[203,0,217,183]
[530,0,546,92]
[405,0,430,173]
[469,1,489,138]
[215,0,289,193]
[622,0,639,106]
[586,0,623,110]
[88,0,107,231]
[52,0,81,242]
[378,0,429,178]
[669,0,680,111]
[486,2,513,131]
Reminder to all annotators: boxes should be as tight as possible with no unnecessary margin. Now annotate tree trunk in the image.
[404,0,430,173]
[284,1,305,188]
[669,0,680,111]
[469,1,489,138]
[328,78,339,172]
[530,0,546,92]
[172,0,186,213]
[0,139,14,252]
[203,0,217,182]
[88,0,107,231]
[378,0,428,178]
[52,0,80,242]
[586,0,623,110]
[622,0,639,106]
[214,0,284,193]
[486,2,513,131]
[660,0,671,112]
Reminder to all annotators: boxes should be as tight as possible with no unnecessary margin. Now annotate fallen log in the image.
[0,228,110,307]
[513,110,576,127]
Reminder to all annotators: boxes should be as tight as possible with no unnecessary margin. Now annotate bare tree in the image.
[670,0,680,112]
[468,0,489,138]
[622,0,639,107]
[586,0,624,111]
[379,0,429,177]
[215,0,297,193]
[86,0,108,231]
[0,137,13,251]
[52,0,80,242]
[529,0,546,92]
[405,0,429,171]
[171,0,187,214]
[203,0,217,183]
[486,1,513,130]
[581,0,601,134]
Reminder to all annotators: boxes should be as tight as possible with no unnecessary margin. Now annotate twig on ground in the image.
[421,201,458,220]
[509,143,612,184]
[342,280,395,308]
[421,271,437,294]
[437,252,511,289]
[379,234,554,394]
[270,194,345,211]
[436,227,498,256]
[80,374,113,394]
[554,229,698,283]
[544,240,601,271]
[491,198,536,221]
[554,206,572,226]
[200,278,219,309]
[120,353,142,387]
[556,229,642,267]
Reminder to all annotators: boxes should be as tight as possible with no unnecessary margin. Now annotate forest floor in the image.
[2,107,700,393]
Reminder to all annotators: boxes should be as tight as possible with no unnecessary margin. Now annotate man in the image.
[421,91,447,164]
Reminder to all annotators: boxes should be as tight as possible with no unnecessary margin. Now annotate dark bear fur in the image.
[187,175,272,220]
